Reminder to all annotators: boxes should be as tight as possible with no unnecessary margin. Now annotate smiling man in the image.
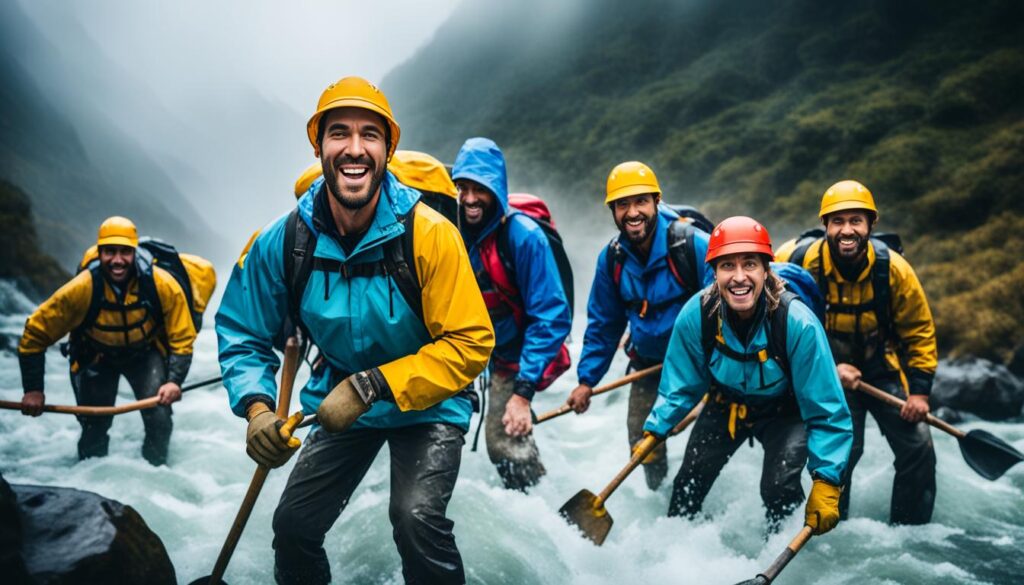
[18,216,196,465]
[452,137,571,491]
[644,216,852,534]
[776,180,939,526]
[216,77,493,584]
[566,161,712,490]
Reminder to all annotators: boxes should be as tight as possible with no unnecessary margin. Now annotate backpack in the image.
[699,262,825,379]
[75,239,215,335]
[477,193,573,390]
[607,204,714,317]
[786,228,901,353]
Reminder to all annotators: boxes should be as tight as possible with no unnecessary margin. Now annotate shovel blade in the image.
[960,429,1024,480]
[187,578,228,585]
[558,489,613,546]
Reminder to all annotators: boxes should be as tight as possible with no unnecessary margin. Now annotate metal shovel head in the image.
[960,429,1024,481]
[187,578,228,585]
[558,489,613,546]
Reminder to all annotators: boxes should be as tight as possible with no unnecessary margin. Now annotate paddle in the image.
[0,375,224,417]
[857,381,1023,480]
[535,364,663,424]
[190,337,304,585]
[559,398,705,545]
[733,525,813,585]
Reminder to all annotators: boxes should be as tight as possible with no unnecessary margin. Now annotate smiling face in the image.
[714,252,768,319]
[99,245,135,284]
[318,107,388,211]
[456,179,496,226]
[611,193,658,247]
[825,210,872,262]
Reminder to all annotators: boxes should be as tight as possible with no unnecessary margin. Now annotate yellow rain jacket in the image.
[776,237,938,395]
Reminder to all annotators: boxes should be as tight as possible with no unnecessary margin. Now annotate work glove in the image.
[246,402,300,468]
[631,431,662,464]
[317,369,392,434]
[805,478,842,535]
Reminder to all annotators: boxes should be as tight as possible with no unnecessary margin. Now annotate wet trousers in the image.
[669,397,808,529]
[485,371,546,491]
[272,423,466,585]
[627,367,668,490]
[71,347,171,466]
[840,376,936,525]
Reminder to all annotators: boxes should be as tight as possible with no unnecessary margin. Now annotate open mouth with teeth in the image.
[108,264,129,280]
[836,236,861,256]
[339,164,371,184]
[463,203,485,222]
[726,284,754,303]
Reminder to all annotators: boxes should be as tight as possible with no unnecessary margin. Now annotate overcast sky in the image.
[13,0,462,249]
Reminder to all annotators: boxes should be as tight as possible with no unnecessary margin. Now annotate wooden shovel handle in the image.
[535,364,664,424]
[855,381,965,439]
[757,526,813,582]
[0,375,223,417]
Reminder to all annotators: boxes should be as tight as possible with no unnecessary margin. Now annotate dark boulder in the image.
[931,357,1024,421]
[1008,343,1024,380]
[0,474,31,584]
[12,484,175,585]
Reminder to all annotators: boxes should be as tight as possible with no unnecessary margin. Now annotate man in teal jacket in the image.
[644,216,852,534]
[216,77,494,584]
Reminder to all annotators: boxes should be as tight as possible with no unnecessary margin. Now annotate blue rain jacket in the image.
[576,207,712,386]
[216,173,493,431]
[454,138,571,386]
[644,294,853,484]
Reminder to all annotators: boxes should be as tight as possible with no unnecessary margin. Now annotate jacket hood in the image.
[452,137,509,240]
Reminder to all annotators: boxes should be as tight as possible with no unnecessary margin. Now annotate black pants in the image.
[71,348,172,466]
[272,423,466,585]
[485,371,545,491]
[626,366,668,490]
[669,397,808,530]
[840,376,936,525]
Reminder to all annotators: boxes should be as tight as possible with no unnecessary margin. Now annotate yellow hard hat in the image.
[294,162,323,199]
[605,161,662,205]
[97,216,138,248]
[388,150,457,199]
[306,76,401,160]
[819,180,879,221]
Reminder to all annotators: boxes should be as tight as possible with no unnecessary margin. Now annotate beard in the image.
[322,154,386,211]
[826,232,868,263]
[615,211,657,246]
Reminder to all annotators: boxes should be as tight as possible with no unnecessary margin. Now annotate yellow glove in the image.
[245,402,300,468]
[317,374,374,433]
[631,431,661,464]
[805,479,842,535]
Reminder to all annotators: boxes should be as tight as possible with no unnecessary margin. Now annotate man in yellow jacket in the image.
[18,216,197,466]
[776,180,938,525]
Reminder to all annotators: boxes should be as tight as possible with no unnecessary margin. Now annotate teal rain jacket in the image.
[216,173,494,431]
[644,293,853,484]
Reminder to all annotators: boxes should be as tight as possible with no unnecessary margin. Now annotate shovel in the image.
[559,398,704,545]
[189,337,304,585]
[0,375,224,417]
[535,364,663,424]
[857,381,1023,480]
[733,525,813,585]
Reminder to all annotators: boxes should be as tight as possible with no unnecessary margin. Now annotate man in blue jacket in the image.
[567,161,712,490]
[216,77,494,584]
[643,216,852,534]
[454,137,572,491]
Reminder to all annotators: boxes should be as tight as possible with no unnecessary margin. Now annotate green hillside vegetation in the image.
[386,0,1024,360]
[0,180,70,301]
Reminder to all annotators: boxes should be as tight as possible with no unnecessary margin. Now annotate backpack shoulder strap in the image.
[699,292,718,363]
[768,291,798,379]
[788,237,816,269]
[606,236,626,289]
[76,265,106,335]
[383,204,425,325]
[495,213,517,283]
[135,248,163,324]
[666,220,700,293]
[283,209,316,335]
[870,238,893,342]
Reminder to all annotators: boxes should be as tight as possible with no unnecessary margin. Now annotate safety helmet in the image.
[97,216,138,249]
[705,216,773,264]
[294,162,323,199]
[819,180,878,222]
[605,161,662,205]
[388,150,457,198]
[306,76,401,160]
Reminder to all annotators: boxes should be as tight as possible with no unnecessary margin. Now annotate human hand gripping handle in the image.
[317,369,392,433]
[246,402,303,468]
[804,479,841,535]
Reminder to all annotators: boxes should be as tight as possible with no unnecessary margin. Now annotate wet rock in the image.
[931,357,1024,421]
[1008,344,1024,380]
[13,484,175,585]
[0,474,30,584]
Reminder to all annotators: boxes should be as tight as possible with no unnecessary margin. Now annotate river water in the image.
[2,247,1023,584]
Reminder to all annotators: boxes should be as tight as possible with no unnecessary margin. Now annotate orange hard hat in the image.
[706,216,773,264]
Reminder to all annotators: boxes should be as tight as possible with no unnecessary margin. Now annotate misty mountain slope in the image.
[384,0,1024,359]
[0,1,223,267]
